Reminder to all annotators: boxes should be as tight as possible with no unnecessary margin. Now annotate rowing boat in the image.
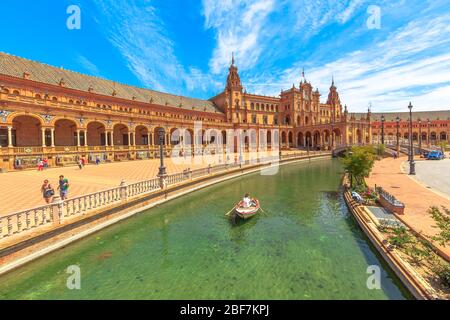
[234,199,260,220]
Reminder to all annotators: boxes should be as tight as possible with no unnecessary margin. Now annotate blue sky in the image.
[2,0,450,112]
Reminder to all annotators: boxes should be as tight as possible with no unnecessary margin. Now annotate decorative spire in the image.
[231,52,235,66]
[332,75,335,87]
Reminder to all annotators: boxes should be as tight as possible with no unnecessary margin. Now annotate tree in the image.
[341,145,377,188]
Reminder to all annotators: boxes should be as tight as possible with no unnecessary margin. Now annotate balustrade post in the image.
[51,195,64,225]
[120,180,128,202]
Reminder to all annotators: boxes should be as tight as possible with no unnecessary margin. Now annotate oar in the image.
[225,204,237,216]
[259,207,269,216]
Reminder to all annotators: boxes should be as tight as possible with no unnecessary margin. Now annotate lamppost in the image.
[408,102,415,175]
[381,115,385,145]
[396,116,400,156]
[157,127,167,177]
[418,119,422,155]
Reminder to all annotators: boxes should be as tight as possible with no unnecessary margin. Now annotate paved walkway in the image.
[366,156,450,259]
[0,150,305,216]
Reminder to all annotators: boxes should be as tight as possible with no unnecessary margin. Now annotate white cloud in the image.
[244,11,450,112]
[202,0,275,74]
[77,55,101,77]
[91,0,215,96]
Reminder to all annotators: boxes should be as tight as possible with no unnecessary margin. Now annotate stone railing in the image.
[0,151,330,240]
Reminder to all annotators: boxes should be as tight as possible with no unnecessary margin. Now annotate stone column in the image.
[76,130,81,147]
[147,133,151,146]
[7,126,13,147]
[50,128,55,147]
[105,130,109,146]
[109,132,114,147]
[41,128,46,147]
[132,131,136,146]
[84,130,88,146]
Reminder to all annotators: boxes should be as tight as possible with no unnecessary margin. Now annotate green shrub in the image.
[428,206,450,247]
[388,226,412,248]
[432,263,450,288]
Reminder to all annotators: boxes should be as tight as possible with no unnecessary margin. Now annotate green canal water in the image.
[0,159,412,299]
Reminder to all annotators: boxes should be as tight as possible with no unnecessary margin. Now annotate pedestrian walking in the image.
[37,160,44,171]
[41,179,55,204]
[95,156,101,165]
[57,175,69,200]
[78,159,83,169]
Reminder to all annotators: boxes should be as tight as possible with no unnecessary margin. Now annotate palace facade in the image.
[0,52,371,171]
[355,111,450,148]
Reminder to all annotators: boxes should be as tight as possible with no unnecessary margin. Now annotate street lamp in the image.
[396,116,400,156]
[381,114,385,145]
[418,119,422,155]
[408,102,415,175]
[157,127,167,176]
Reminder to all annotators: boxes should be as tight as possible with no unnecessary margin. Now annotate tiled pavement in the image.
[366,156,450,259]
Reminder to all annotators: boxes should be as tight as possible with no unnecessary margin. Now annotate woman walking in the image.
[41,180,55,204]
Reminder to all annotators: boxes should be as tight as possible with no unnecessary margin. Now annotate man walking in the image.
[57,175,69,200]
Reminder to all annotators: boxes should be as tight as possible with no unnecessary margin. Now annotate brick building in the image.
[0,52,371,171]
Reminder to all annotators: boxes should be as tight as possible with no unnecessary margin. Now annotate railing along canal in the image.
[0,151,329,239]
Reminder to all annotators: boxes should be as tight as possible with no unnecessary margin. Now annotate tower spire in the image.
[231,52,235,66]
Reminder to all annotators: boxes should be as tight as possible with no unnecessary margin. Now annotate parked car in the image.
[426,150,445,160]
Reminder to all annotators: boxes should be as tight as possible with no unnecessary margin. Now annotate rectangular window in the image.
[252,115,257,124]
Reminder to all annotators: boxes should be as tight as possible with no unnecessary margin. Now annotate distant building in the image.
[0,52,371,170]
[355,111,450,147]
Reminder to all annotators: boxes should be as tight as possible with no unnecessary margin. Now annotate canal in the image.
[0,159,412,299]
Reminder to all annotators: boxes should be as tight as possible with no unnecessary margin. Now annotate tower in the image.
[225,53,243,123]
[327,76,342,123]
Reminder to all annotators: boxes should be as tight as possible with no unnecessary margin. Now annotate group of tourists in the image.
[40,175,70,204]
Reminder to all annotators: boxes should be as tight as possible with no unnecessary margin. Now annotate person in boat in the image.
[242,193,255,208]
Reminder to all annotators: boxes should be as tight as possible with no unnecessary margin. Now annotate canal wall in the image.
[0,153,332,275]
[342,178,440,300]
